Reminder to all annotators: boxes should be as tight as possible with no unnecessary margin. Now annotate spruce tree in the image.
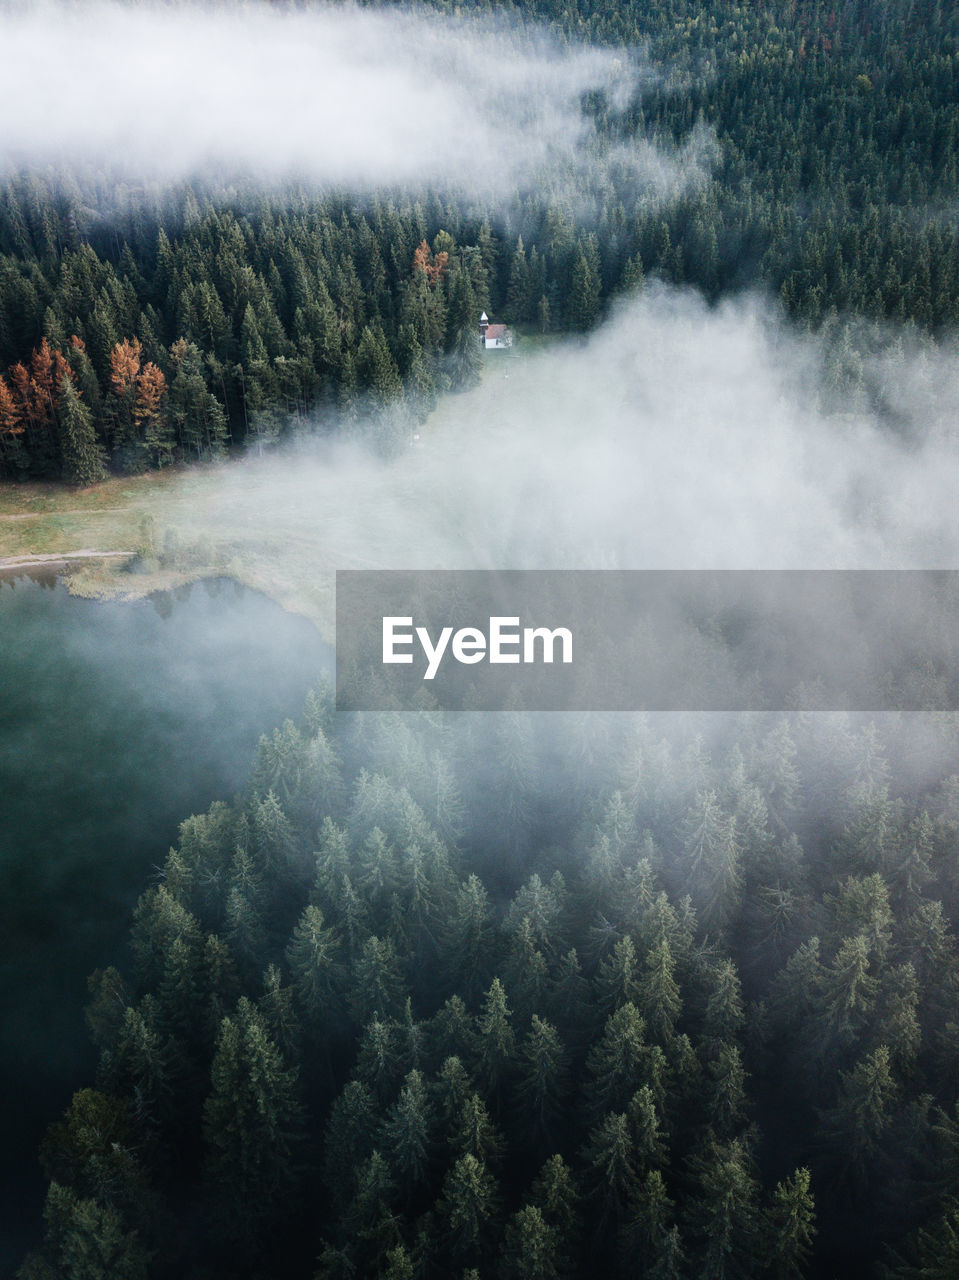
[445,267,482,391]
[57,376,106,485]
[202,997,304,1242]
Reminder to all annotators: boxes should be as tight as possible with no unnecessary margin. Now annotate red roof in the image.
[485,324,510,339]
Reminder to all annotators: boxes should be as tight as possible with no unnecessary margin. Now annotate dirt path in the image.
[0,510,126,520]
[0,550,136,568]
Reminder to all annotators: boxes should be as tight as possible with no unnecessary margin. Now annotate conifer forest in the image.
[4,1,959,1278]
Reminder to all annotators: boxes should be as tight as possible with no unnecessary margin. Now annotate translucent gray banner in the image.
[335,570,959,711]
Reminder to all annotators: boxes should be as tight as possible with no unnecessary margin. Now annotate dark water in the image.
[0,573,331,1272]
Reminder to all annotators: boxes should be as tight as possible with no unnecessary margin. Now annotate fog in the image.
[171,287,959,593]
[0,1,711,203]
[4,3,959,1274]
[0,574,332,1270]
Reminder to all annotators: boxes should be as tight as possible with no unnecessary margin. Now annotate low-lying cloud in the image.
[204,287,959,584]
[0,1,711,202]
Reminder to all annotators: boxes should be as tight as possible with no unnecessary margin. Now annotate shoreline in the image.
[0,550,137,569]
[0,548,336,644]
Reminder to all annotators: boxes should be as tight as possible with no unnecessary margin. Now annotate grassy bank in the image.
[0,461,338,635]
[0,335,548,636]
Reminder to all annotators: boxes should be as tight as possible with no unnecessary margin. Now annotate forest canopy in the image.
[20,698,959,1278]
[0,0,957,478]
[9,2,959,1277]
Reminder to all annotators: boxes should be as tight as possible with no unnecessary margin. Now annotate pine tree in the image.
[381,1068,434,1189]
[436,1153,497,1262]
[129,886,202,988]
[585,1003,648,1118]
[703,959,745,1042]
[476,978,516,1100]
[356,324,402,406]
[435,1056,473,1134]
[620,1168,676,1275]
[323,1080,377,1210]
[430,996,479,1067]
[57,376,106,485]
[355,1016,404,1105]
[641,939,682,1042]
[446,874,495,999]
[202,997,304,1241]
[530,1153,579,1235]
[347,1149,401,1267]
[707,1042,748,1135]
[582,1112,639,1228]
[449,1091,505,1167]
[627,1084,666,1170]
[682,791,743,933]
[499,1205,564,1280]
[38,1089,146,1214]
[763,1167,816,1279]
[547,949,591,1042]
[445,268,482,391]
[225,849,267,978]
[32,1182,150,1280]
[349,935,406,1023]
[286,904,342,1025]
[259,963,302,1064]
[566,250,601,332]
[819,1045,896,1187]
[687,1138,761,1280]
[516,1016,570,1145]
[596,935,642,1012]
[505,873,567,955]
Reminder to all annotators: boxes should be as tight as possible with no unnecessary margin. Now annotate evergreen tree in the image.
[29,1182,150,1280]
[582,1112,639,1228]
[449,1091,505,1167]
[381,1068,434,1189]
[476,978,516,1101]
[445,267,482,391]
[585,1003,648,1118]
[516,1016,570,1145]
[687,1138,761,1280]
[57,376,106,485]
[202,997,304,1242]
[350,935,406,1024]
[286,904,342,1024]
[437,1153,498,1262]
[763,1167,816,1279]
[566,250,601,332]
[499,1205,564,1280]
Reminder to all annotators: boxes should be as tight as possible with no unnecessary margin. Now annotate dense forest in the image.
[1,0,958,480]
[18,697,959,1278]
[10,1,959,1276]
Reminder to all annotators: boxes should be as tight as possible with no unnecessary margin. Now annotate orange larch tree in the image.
[132,361,166,429]
[412,240,449,287]
[1,341,74,471]
[0,378,23,438]
[109,337,143,400]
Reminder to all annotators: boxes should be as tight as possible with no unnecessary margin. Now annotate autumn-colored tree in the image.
[31,338,70,405]
[412,240,450,286]
[0,375,24,471]
[110,338,143,399]
[133,361,165,427]
[2,339,73,473]
[0,377,23,438]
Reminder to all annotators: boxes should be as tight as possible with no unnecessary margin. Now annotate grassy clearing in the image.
[0,442,423,639]
[0,334,565,634]
[0,460,330,617]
